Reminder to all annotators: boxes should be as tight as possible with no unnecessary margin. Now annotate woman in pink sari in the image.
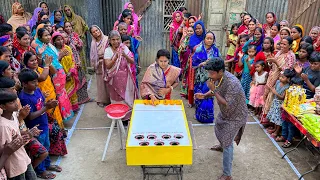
[90,25,110,107]
[141,49,181,104]
[104,30,138,122]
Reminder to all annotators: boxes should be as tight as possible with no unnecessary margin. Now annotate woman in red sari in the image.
[13,30,35,63]
[262,12,277,37]
[237,13,251,35]
[141,49,181,105]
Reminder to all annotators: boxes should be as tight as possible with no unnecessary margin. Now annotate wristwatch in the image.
[210,90,215,95]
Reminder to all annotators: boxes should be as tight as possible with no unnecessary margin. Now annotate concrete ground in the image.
[49,72,320,180]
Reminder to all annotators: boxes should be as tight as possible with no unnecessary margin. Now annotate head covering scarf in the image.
[49,10,65,26]
[28,7,43,28]
[63,5,88,38]
[262,12,277,30]
[7,2,32,32]
[192,31,220,65]
[169,11,183,42]
[280,27,292,38]
[89,25,109,70]
[0,35,10,46]
[242,28,265,53]
[34,24,45,38]
[186,16,198,28]
[51,31,63,44]
[189,20,206,51]
[0,61,10,77]
[118,2,141,36]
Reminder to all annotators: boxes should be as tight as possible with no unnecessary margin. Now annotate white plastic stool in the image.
[101,114,127,161]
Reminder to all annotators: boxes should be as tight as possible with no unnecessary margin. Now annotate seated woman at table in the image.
[140,49,181,105]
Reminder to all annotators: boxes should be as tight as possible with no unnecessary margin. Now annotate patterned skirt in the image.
[48,115,68,156]
[249,84,265,107]
[194,79,214,123]
[77,67,90,105]
[240,72,252,103]
[266,99,283,126]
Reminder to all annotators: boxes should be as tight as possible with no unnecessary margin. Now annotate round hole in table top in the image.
[170,142,180,146]
[154,142,164,146]
[135,135,144,140]
[162,134,171,139]
[174,134,184,139]
[147,135,157,139]
[139,142,149,146]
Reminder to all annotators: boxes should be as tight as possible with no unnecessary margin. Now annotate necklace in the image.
[215,76,224,88]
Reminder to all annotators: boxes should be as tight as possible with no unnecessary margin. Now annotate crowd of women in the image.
[169,9,320,150]
[0,1,320,179]
[0,1,93,179]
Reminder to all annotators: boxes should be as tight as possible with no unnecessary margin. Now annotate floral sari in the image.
[104,44,138,119]
[261,50,296,123]
[140,63,181,100]
[35,38,74,121]
[36,67,67,156]
[192,40,220,123]
[59,45,79,111]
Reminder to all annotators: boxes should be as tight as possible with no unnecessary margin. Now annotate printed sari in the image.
[140,63,181,100]
[35,38,74,121]
[104,44,138,119]
[261,50,296,123]
[59,45,79,111]
[192,40,220,123]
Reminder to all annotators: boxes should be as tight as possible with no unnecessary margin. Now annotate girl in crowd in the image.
[249,61,268,116]
[0,46,11,63]
[225,24,238,73]
[248,18,257,40]
[121,35,136,82]
[90,25,110,107]
[7,2,32,32]
[50,10,64,27]
[116,9,134,36]
[232,34,250,79]
[170,11,183,68]
[263,12,277,36]
[187,16,197,29]
[296,43,314,68]
[270,23,281,48]
[61,31,91,105]
[140,49,181,104]
[104,30,138,123]
[192,31,220,123]
[266,69,294,138]
[35,28,74,122]
[187,20,206,107]
[39,1,50,16]
[52,32,80,112]
[238,45,257,103]
[179,26,195,98]
[0,35,21,73]
[249,37,275,76]
[261,36,296,125]
[23,52,68,156]
[115,2,142,36]
[291,25,304,53]
[243,27,265,53]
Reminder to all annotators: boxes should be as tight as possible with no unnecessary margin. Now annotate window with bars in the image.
[163,0,185,32]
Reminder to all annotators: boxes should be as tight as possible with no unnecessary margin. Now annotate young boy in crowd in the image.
[18,69,61,179]
[0,90,37,179]
[294,51,320,98]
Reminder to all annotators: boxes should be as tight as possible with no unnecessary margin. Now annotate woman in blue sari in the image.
[49,10,65,27]
[192,31,220,123]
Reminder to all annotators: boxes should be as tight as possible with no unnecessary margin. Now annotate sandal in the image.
[37,171,56,179]
[282,140,292,148]
[275,136,286,142]
[97,102,104,108]
[210,145,223,152]
[47,165,62,172]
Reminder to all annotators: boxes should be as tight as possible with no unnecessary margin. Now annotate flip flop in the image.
[47,165,62,172]
[37,171,56,179]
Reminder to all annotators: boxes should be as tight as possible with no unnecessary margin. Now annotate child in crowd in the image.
[294,51,320,99]
[239,45,257,103]
[225,23,238,73]
[275,41,281,54]
[229,34,250,79]
[276,76,304,147]
[249,61,268,115]
[0,46,11,63]
[18,69,62,179]
[266,69,295,138]
[121,35,137,83]
[0,77,48,173]
[0,90,37,180]
[297,43,314,68]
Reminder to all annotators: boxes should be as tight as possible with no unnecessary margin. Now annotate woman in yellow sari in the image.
[52,32,79,111]
[23,51,68,156]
